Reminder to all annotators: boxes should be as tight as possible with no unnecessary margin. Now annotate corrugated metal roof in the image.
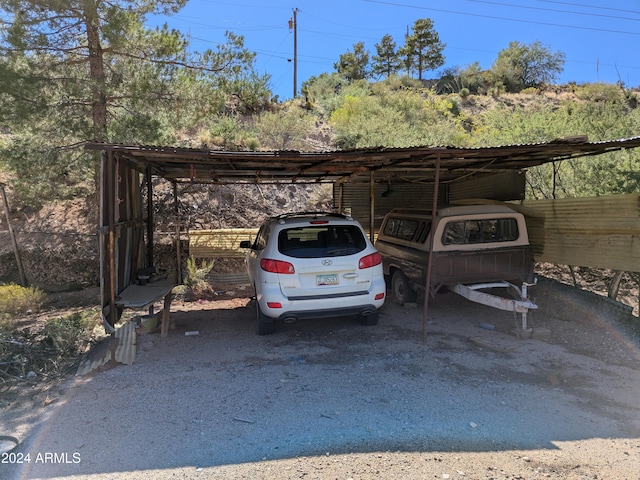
[86,136,640,186]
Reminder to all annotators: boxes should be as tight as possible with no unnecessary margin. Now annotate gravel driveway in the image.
[4,280,640,479]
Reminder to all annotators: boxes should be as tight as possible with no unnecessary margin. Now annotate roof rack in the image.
[274,211,350,220]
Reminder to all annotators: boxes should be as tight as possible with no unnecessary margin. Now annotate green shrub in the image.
[43,310,97,357]
[574,83,624,103]
[0,284,45,317]
[253,107,315,150]
[184,256,214,294]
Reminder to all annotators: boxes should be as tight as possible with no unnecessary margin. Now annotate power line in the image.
[534,0,640,16]
[362,0,640,36]
[466,0,640,22]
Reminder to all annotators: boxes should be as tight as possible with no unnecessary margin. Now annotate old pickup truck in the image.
[375,204,535,305]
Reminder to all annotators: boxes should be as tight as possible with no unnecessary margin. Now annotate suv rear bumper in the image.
[276,304,379,321]
[256,277,386,320]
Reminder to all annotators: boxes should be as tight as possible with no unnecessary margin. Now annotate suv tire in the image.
[255,301,276,335]
[358,311,379,326]
[392,270,417,305]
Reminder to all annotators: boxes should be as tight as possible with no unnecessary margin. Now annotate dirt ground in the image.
[2,277,640,480]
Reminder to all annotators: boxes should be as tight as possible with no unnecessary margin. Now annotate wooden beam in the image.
[0,183,27,286]
[423,152,442,344]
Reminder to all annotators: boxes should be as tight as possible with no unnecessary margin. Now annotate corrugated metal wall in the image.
[521,194,640,272]
[335,178,639,273]
[334,171,525,233]
[449,171,525,202]
[334,182,446,232]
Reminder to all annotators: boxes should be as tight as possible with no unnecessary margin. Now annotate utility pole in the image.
[289,8,299,98]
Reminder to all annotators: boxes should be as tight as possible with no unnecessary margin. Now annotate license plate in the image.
[316,274,338,286]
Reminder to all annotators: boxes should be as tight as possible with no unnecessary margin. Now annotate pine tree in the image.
[0,0,266,204]
[334,42,370,81]
[403,18,445,80]
[372,34,401,79]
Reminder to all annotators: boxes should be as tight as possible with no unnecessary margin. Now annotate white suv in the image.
[240,212,386,334]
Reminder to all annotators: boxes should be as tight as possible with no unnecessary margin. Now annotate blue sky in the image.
[149,0,640,100]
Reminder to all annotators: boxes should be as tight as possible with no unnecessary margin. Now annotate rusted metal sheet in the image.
[448,171,525,202]
[189,228,258,258]
[335,182,443,231]
[520,194,640,272]
[75,321,137,375]
[86,136,640,185]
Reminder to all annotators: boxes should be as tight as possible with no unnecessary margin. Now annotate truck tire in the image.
[392,270,417,305]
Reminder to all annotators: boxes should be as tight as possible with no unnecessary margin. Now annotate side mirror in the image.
[239,240,252,249]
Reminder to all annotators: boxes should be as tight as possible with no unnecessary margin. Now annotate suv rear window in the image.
[278,225,366,258]
[442,218,519,245]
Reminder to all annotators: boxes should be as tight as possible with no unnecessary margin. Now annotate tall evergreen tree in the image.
[403,18,445,80]
[334,42,370,81]
[372,34,400,79]
[0,0,267,203]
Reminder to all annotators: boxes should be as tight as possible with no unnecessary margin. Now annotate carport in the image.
[85,136,640,337]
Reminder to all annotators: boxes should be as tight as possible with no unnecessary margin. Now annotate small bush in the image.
[184,256,214,294]
[574,83,624,103]
[1,308,100,378]
[42,311,96,357]
[0,284,45,317]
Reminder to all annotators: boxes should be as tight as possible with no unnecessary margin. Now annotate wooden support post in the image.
[0,183,27,286]
[173,181,182,284]
[160,291,174,338]
[369,171,375,243]
[107,151,117,329]
[146,166,154,269]
[422,152,442,344]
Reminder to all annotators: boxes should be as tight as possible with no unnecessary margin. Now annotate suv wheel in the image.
[255,301,276,335]
[392,270,417,305]
[358,311,379,326]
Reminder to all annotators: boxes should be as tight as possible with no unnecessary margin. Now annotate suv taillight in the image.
[260,258,295,274]
[359,252,382,269]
